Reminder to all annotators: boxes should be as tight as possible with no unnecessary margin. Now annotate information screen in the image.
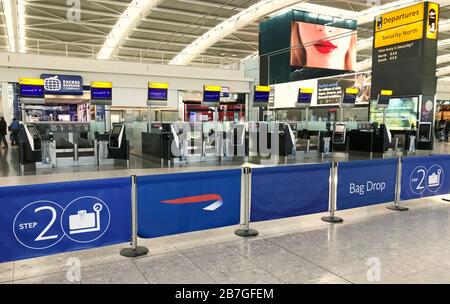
[298,92,312,104]
[343,93,357,104]
[111,125,122,136]
[418,122,431,142]
[203,91,220,103]
[20,85,44,98]
[91,87,112,100]
[254,91,270,102]
[378,94,390,105]
[148,88,168,101]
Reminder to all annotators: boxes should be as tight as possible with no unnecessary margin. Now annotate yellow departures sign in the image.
[375,2,424,33]
[374,2,439,48]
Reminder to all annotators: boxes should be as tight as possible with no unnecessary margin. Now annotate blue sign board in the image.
[298,92,312,104]
[148,88,168,101]
[254,91,270,102]
[19,84,44,98]
[0,178,131,263]
[137,169,241,238]
[401,155,450,200]
[41,74,83,95]
[251,164,330,222]
[91,87,112,100]
[337,159,397,210]
[203,91,220,103]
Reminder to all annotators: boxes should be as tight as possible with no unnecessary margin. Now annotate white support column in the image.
[1,82,13,122]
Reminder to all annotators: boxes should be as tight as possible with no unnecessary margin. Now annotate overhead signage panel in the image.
[374,21,423,48]
[375,2,424,33]
[40,74,83,95]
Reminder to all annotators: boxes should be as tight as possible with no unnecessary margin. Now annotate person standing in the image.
[0,116,8,149]
[445,119,450,143]
[10,118,20,146]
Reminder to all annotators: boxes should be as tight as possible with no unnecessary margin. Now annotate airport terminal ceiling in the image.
[0,0,449,77]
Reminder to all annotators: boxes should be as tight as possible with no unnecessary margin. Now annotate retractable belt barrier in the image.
[0,177,132,263]
[2,154,449,262]
[401,155,450,200]
[250,163,331,222]
[136,169,241,238]
[336,158,398,210]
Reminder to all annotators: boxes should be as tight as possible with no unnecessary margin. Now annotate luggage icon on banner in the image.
[44,75,62,91]
[428,169,442,187]
[69,203,103,234]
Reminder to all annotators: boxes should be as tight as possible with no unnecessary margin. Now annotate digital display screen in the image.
[203,91,220,103]
[27,125,39,136]
[148,88,168,101]
[254,91,270,102]
[91,88,112,100]
[111,126,122,136]
[20,84,44,98]
[335,125,345,133]
[298,92,312,104]
[370,97,418,131]
[418,123,431,142]
[343,93,357,104]
[290,21,356,71]
[378,94,390,105]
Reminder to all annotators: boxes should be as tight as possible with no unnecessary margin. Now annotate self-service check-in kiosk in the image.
[19,124,42,164]
[108,123,129,160]
[332,123,347,152]
[417,122,433,151]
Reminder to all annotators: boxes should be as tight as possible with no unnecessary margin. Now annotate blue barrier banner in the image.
[337,159,397,210]
[0,178,131,263]
[137,169,241,238]
[250,164,330,222]
[401,155,450,200]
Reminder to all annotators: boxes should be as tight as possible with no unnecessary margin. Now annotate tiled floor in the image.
[2,196,450,284]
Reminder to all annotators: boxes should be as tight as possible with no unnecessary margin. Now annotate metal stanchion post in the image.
[120,175,149,257]
[321,162,343,223]
[387,157,409,211]
[94,139,99,166]
[235,166,259,237]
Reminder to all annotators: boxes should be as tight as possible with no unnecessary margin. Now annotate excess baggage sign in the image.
[41,74,83,95]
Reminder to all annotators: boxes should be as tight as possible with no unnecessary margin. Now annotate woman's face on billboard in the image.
[297,22,353,70]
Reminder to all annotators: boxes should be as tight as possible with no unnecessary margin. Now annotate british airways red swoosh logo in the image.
[161,194,223,211]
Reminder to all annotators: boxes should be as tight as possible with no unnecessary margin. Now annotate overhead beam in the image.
[97,0,160,59]
[170,0,306,65]
[1,0,19,52]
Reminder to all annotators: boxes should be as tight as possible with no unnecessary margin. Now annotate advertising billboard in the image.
[317,73,371,105]
[370,97,418,130]
[259,10,357,85]
[290,21,356,71]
